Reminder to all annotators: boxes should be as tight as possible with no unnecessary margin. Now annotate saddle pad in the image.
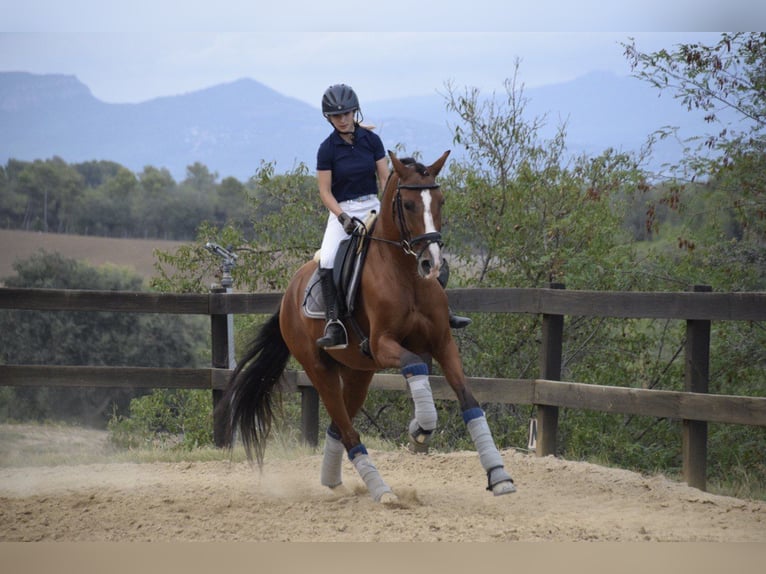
[302,269,325,319]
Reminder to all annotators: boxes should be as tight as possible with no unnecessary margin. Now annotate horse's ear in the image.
[388,150,405,175]
[428,150,451,177]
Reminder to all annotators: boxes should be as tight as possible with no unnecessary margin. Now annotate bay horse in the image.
[221,150,516,503]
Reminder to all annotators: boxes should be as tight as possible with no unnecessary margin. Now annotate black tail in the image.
[218,310,290,466]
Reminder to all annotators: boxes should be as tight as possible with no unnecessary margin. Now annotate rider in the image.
[315,84,387,349]
[315,84,470,350]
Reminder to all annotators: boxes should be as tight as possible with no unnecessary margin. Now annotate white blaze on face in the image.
[421,190,441,279]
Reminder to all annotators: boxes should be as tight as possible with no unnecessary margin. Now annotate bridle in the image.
[353,176,443,261]
[392,183,443,259]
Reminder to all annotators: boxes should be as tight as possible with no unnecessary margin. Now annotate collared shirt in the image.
[316,125,385,202]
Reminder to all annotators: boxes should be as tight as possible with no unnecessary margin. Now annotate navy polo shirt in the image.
[316,126,386,202]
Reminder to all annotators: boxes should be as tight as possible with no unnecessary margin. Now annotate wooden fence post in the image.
[537,282,565,457]
[210,286,230,448]
[300,386,320,447]
[683,284,712,490]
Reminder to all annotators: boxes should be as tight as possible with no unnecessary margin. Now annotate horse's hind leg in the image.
[311,364,395,503]
[319,368,373,490]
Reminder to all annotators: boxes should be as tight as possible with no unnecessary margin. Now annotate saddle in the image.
[303,212,377,354]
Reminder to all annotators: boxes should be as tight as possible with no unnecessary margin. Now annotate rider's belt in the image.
[343,194,377,203]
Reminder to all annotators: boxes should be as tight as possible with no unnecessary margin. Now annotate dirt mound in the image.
[1,446,763,542]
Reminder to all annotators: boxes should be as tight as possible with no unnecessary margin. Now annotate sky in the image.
[1,1,764,109]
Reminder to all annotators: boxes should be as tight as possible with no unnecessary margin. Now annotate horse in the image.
[221,150,516,503]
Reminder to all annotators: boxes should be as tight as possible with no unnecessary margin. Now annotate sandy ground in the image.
[1,434,764,542]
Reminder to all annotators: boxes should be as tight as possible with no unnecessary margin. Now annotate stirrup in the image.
[317,320,348,350]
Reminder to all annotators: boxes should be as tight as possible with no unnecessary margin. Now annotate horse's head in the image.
[385,150,451,280]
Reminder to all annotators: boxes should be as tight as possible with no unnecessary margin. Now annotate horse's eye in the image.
[403,201,416,212]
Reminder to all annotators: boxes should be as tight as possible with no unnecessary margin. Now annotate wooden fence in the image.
[1,285,765,492]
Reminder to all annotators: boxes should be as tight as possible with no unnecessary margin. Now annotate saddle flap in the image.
[302,211,377,320]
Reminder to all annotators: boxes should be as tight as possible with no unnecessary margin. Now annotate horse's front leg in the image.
[435,340,517,496]
[373,340,439,454]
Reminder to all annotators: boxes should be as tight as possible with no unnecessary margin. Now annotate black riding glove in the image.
[338,212,356,234]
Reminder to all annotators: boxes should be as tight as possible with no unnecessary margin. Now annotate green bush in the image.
[108,389,213,450]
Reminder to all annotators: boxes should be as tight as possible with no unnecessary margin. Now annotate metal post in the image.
[210,286,229,448]
[206,242,239,448]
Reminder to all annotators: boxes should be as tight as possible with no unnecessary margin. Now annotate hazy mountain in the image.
[366,71,720,170]
[0,70,717,181]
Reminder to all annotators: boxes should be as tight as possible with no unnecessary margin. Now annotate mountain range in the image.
[0,70,715,181]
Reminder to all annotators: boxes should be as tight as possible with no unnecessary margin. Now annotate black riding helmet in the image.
[322,84,363,123]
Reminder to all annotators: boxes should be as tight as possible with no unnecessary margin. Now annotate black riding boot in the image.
[438,260,472,329]
[316,268,348,349]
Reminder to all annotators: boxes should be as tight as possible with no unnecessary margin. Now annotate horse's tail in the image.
[219,310,290,466]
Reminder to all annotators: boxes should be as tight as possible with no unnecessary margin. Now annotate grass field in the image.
[0,229,191,284]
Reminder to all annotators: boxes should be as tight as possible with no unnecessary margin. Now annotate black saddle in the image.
[303,214,376,321]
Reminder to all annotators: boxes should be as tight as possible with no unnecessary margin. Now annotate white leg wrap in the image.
[465,409,514,493]
[320,431,345,488]
[352,453,393,502]
[466,413,504,472]
[408,374,438,431]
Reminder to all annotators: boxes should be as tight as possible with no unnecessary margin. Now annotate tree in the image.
[432,63,731,476]
[0,252,208,427]
[621,35,766,493]
[151,160,322,294]
[624,33,766,244]
[74,160,124,188]
[10,157,84,233]
[442,64,648,292]
[215,176,250,230]
[135,166,178,238]
[138,166,176,197]
[184,162,218,192]
[0,160,27,228]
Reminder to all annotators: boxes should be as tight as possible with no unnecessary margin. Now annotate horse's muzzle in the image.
[417,243,442,280]
[409,232,443,280]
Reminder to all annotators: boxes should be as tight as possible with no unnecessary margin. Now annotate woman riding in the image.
[315,83,470,350]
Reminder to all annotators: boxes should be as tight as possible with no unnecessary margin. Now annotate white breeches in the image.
[319,194,380,269]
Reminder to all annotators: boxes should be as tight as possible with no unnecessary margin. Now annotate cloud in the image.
[4,0,764,32]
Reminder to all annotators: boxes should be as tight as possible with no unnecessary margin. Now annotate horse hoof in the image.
[407,437,430,455]
[378,491,399,505]
[491,480,517,496]
[327,483,350,496]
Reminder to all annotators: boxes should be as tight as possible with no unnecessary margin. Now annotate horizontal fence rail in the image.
[2,287,765,320]
[3,366,763,429]
[1,285,765,491]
